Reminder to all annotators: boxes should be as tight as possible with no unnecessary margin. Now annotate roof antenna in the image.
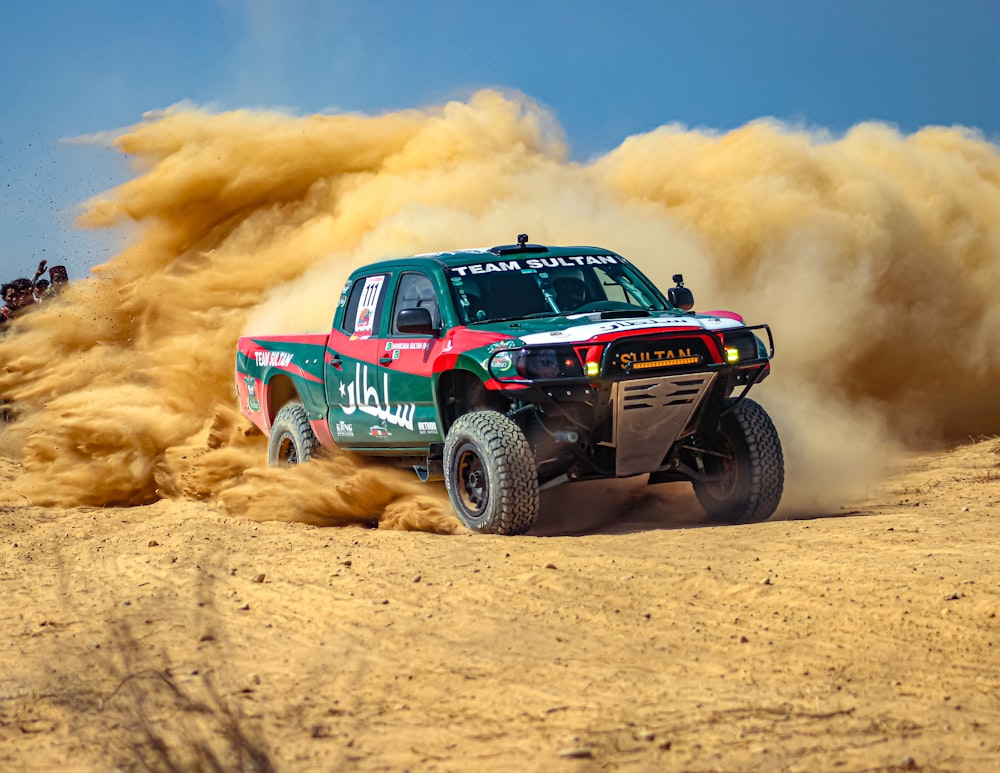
[517,233,528,248]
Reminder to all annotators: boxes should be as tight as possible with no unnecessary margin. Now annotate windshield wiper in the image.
[467,312,559,324]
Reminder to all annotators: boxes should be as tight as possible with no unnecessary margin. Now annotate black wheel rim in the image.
[456,444,489,515]
[278,435,297,465]
[704,433,739,500]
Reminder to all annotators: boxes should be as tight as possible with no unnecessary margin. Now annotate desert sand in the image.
[2,438,998,772]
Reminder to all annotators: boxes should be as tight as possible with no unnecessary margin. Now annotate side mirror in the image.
[668,274,694,311]
[395,306,436,335]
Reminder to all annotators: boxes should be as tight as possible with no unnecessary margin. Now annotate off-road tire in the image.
[693,397,784,524]
[268,403,319,466]
[443,411,539,535]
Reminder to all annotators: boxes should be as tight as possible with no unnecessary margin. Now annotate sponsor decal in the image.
[446,255,618,277]
[354,275,385,338]
[418,421,438,435]
[384,341,429,351]
[338,362,416,431]
[335,420,354,437]
[254,350,293,368]
[486,340,517,352]
[370,422,391,438]
[337,279,352,308]
[356,307,373,332]
[243,374,260,412]
[519,315,742,345]
[492,351,513,370]
[620,348,700,368]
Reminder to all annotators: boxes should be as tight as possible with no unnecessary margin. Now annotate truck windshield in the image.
[446,258,668,324]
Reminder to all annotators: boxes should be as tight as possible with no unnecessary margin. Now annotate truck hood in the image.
[470,310,745,346]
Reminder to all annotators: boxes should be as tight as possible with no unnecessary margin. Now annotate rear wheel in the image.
[268,403,319,466]
[692,398,783,524]
[444,411,539,535]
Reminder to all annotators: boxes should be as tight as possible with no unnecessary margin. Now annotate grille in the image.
[605,337,712,375]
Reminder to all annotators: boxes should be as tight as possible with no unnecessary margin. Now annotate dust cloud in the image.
[1,89,998,523]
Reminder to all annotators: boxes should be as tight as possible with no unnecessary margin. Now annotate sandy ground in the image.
[2,439,999,772]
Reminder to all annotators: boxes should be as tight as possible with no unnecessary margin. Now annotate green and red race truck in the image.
[236,235,783,535]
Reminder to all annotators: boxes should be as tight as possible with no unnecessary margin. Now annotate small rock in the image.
[544,562,558,570]
[240,603,250,611]
[18,719,58,734]
[558,747,593,759]
[412,575,422,583]
[147,540,159,547]
[311,724,332,738]
[252,573,266,583]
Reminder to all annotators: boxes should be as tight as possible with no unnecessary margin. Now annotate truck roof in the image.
[351,242,624,276]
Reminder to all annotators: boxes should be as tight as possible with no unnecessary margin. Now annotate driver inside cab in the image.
[553,274,587,311]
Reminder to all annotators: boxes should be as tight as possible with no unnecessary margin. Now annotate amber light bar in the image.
[631,356,701,370]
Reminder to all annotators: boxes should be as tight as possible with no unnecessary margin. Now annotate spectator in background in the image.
[1,283,14,322]
[0,260,68,324]
[34,279,54,300]
[48,264,68,292]
[1,278,37,320]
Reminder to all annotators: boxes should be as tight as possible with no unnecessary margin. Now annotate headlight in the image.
[489,347,584,380]
[722,330,763,363]
[516,347,583,379]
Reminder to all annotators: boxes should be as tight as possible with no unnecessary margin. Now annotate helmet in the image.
[552,270,587,310]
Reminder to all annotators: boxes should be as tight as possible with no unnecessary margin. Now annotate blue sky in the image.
[1,0,999,282]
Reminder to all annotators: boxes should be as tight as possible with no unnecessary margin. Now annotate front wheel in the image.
[443,411,539,535]
[268,403,319,466]
[692,398,784,524]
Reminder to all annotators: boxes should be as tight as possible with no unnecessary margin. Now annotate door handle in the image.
[378,356,394,365]
[326,353,343,368]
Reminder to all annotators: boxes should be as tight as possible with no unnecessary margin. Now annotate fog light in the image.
[585,361,600,377]
[724,346,740,364]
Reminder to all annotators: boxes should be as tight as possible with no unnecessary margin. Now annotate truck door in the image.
[367,271,446,448]
[324,271,391,447]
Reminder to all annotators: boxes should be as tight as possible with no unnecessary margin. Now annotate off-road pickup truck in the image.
[236,236,783,534]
